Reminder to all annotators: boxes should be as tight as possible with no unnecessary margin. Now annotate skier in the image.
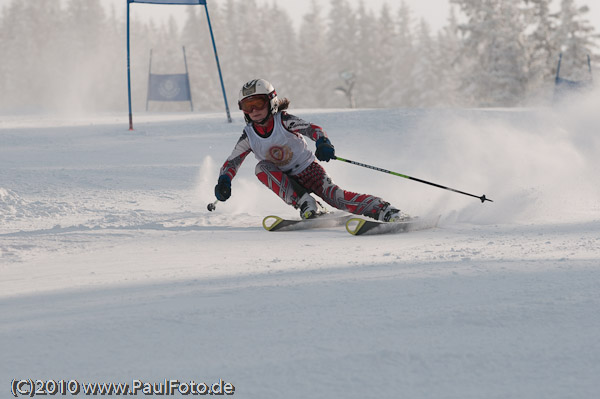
[214,78,408,222]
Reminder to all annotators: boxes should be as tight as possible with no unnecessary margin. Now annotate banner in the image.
[147,74,191,102]
[129,0,206,4]
[555,77,590,90]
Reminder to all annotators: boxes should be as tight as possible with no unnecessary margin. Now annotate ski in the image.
[345,215,441,236]
[262,213,353,232]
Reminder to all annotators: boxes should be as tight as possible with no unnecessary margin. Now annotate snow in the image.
[2,98,600,397]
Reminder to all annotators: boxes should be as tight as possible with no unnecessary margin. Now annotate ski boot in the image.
[298,193,325,220]
[378,202,410,222]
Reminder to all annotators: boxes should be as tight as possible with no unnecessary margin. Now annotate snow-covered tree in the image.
[325,0,358,108]
[354,2,379,107]
[553,0,597,81]
[393,1,417,107]
[1,0,599,112]
[436,7,464,106]
[373,3,400,108]
[522,0,560,99]
[451,0,529,106]
[261,3,300,103]
[413,19,442,106]
[181,7,216,111]
[296,0,329,108]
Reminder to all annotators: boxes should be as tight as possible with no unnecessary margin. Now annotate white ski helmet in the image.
[238,79,279,122]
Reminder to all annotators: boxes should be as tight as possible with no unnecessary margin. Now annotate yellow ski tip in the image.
[262,215,284,231]
[345,218,368,235]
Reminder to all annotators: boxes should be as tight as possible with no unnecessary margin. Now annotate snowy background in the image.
[1,0,598,113]
[2,87,600,396]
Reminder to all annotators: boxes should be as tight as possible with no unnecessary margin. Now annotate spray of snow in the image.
[438,89,600,225]
[308,90,600,227]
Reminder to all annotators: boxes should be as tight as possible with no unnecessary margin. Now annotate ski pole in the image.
[207,199,219,212]
[334,156,493,203]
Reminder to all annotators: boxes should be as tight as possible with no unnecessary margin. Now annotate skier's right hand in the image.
[215,175,232,201]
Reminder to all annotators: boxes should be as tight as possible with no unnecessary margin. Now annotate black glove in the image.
[214,175,231,201]
[315,137,335,162]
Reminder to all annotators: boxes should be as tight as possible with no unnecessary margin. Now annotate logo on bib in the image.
[267,145,293,167]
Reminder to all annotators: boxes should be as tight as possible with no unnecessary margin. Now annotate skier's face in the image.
[249,104,269,123]
[240,95,269,123]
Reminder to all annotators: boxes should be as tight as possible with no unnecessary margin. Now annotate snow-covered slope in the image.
[1,100,599,398]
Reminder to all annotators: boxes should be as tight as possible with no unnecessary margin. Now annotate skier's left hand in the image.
[315,137,335,162]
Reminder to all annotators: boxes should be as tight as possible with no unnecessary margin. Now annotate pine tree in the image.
[261,2,299,104]
[393,1,417,107]
[219,0,244,109]
[522,0,559,100]
[296,0,328,108]
[325,0,358,108]
[0,2,29,109]
[451,0,529,106]
[235,0,269,81]
[353,2,379,107]
[553,0,597,81]
[373,3,400,108]
[62,0,109,112]
[490,0,529,105]
[98,4,124,111]
[436,6,463,106]
[181,6,220,111]
[413,19,442,106]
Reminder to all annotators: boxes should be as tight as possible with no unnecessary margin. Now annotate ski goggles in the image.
[239,95,268,113]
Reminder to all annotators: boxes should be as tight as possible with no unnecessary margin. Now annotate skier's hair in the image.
[278,98,290,111]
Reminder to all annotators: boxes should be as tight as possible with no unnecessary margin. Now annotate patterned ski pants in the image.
[255,160,387,218]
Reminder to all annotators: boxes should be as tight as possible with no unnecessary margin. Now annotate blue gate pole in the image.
[182,46,194,112]
[146,49,153,112]
[127,0,134,130]
[555,53,563,85]
[204,3,232,123]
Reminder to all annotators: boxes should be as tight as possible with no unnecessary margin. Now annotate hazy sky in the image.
[1,0,449,31]
[0,0,598,34]
[119,0,453,31]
